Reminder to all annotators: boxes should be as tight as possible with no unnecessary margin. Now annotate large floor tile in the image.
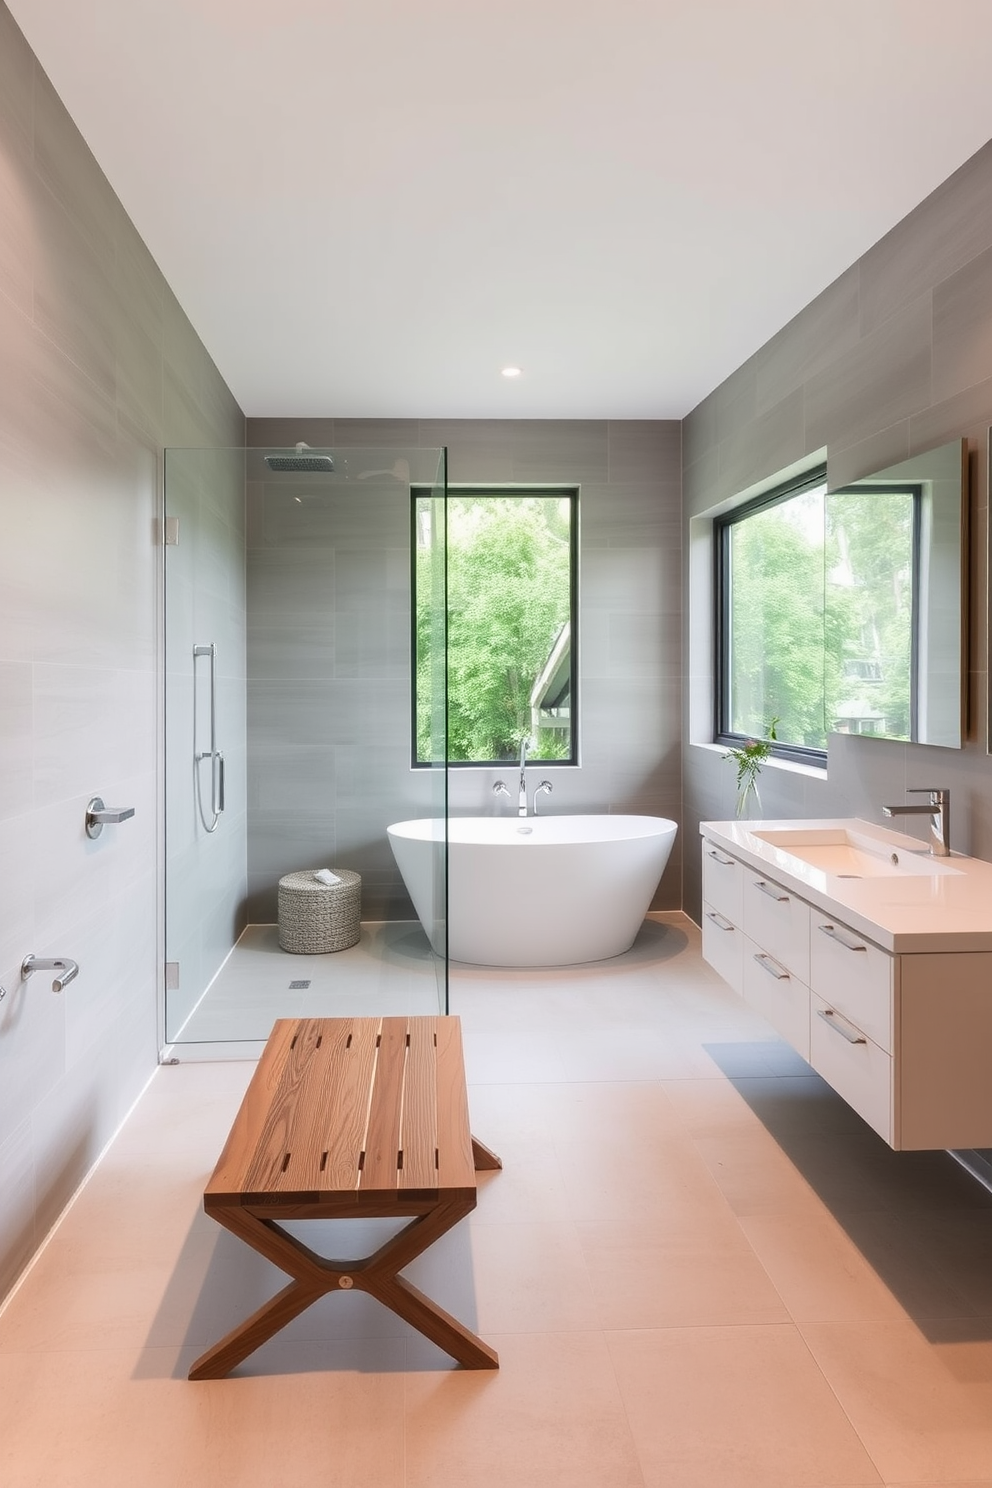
[608,1324,883,1487]
[740,1209,987,1325]
[577,1217,790,1329]
[801,1319,992,1483]
[404,1330,646,1488]
[0,1340,407,1488]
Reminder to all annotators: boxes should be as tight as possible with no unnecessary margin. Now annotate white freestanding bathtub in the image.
[387,814,677,967]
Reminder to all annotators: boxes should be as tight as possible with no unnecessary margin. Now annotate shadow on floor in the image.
[137,1208,490,1379]
[703,1041,992,1344]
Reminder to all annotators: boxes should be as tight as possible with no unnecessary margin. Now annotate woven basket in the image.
[277,869,362,954]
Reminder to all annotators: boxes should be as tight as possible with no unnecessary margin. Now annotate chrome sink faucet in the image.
[881,787,951,856]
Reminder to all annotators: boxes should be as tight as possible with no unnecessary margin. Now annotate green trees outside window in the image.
[414,491,576,765]
[720,473,916,755]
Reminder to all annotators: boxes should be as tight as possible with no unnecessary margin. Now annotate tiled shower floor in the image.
[172,920,444,1045]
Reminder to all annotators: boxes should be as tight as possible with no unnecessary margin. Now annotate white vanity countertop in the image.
[700,817,992,953]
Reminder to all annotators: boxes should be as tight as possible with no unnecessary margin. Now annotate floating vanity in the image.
[700,818,992,1150]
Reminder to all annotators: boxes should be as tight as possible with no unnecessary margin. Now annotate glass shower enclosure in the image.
[163,445,448,1050]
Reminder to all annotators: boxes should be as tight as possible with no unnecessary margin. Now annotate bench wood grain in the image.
[188,1015,500,1378]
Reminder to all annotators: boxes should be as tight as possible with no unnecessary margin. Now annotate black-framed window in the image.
[413,488,578,766]
[716,466,921,761]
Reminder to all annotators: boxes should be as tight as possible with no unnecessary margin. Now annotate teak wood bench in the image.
[188,1014,501,1379]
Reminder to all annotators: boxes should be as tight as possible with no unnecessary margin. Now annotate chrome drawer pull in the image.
[706,848,735,866]
[705,911,735,932]
[753,952,789,981]
[818,923,867,953]
[753,879,789,902]
[817,1008,867,1045]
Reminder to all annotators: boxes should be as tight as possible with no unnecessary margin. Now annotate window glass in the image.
[718,470,920,759]
[414,491,576,766]
[721,475,828,753]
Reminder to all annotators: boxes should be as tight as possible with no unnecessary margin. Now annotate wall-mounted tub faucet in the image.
[534,781,553,815]
[882,787,951,856]
[21,955,80,993]
[518,736,532,817]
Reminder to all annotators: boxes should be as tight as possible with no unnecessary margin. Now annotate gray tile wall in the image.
[0,2,244,1300]
[247,418,683,918]
[682,138,992,923]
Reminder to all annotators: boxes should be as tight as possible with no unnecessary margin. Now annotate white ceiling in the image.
[10,0,992,420]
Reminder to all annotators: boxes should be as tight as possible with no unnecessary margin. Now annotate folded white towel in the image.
[313,868,342,885]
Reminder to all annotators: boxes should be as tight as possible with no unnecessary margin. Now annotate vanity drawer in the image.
[702,901,744,996]
[702,841,744,925]
[809,916,893,1053]
[742,936,810,1060]
[742,872,810,983]
[809,991,892,1144]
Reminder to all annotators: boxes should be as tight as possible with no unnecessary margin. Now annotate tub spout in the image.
[21,955,79,993]
[518,736,531,816]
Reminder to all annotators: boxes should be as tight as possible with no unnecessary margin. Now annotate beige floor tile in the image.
[404,1330,646,1488]
[740,1210,985,1325]
[608,1324,883,1487]
[0,1340,407,1488]
[663,1072,868,1139]
[801,1319,992,1484]
[691,1127,828,1217]
[577,1218,790,1328]
[409,1220,599,1336]
[553,1129,733,1227]
[468,1153,572,1225]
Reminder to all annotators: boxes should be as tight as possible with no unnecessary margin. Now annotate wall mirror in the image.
[825,436,967,749]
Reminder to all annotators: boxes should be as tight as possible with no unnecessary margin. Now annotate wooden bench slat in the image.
[242,1017,329,1195]
[399,1016,439,1190]
[359,1016,408,1191]
[320,1016,380,1191]
[435,1017,476,1192]
[206,1019,302,1199]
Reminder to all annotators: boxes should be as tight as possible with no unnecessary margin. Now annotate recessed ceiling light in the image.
[501,366,522,378]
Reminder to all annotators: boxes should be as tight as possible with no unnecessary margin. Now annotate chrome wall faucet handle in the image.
[85,796,136,839]
[534,781,553,815]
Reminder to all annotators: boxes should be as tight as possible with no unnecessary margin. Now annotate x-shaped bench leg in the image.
[188,1200,498,1379]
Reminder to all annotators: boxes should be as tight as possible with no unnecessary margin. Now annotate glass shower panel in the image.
[163,446,249,1044]
[163,444,448,1048]
[418,454,449,1014]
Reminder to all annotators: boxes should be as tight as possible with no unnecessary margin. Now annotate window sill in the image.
[692,740,828,781]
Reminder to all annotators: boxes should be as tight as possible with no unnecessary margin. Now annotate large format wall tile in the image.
[0,0,245,1302]
[683,133,992,924]
[247,417,683,917]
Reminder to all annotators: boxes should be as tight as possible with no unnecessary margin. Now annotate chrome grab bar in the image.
[193,643,224,833]
[817,923,867,953]
[816,1007,867,1045]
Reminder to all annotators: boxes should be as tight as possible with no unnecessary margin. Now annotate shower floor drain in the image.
[288,979,311,990]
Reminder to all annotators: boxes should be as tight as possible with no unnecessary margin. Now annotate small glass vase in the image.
[735,777,762,821]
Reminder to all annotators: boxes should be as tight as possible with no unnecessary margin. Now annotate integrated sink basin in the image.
[749,825,963,878]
